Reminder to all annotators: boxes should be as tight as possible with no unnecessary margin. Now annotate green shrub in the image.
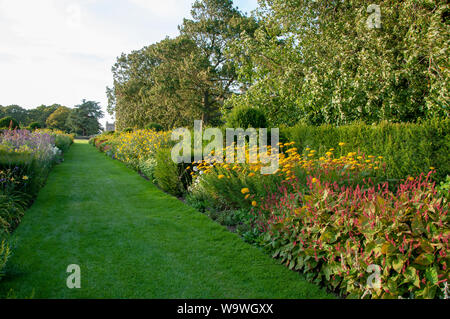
[154,148,187,197]
[0,239,11,281]
[145,122,164,132]
[123,128,134,133]
[261,174,449,299]
[282,118,449,182]
[29,122,41,130]
[436,175,450,201]
[138,158,157,183]
[0,117,19,129]
[54,134,73,153]
[225,106,267,129]
[0,191,28,235]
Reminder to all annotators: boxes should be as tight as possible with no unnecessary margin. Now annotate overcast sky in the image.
[0,0,258,126]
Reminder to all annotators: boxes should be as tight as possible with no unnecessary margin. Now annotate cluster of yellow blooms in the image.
[111,129,172,167]
[189,141,385,205]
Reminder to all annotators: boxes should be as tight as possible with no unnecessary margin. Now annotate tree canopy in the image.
[67,100,104,136]
[107,0,256,130]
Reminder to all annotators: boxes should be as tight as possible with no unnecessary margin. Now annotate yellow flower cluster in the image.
[190,141,385,205]
[111,129,172,167]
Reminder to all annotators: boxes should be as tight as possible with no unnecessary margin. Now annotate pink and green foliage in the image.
[260,172,449,299]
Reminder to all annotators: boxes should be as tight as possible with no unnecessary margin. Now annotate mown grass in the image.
[0,140,332,298]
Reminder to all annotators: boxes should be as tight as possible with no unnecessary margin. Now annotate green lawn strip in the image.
[0,140,333,298]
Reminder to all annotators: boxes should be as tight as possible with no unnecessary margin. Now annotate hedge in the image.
[281,118,449,182]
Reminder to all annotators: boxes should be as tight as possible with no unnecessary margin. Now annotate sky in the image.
[0,0,258,127]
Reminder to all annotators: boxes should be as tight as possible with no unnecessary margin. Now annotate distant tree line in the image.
[107,0,448,130]
[0,100,104,136]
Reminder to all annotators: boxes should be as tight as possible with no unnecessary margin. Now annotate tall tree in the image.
[46,106,72,132]
[228,0,449,125]
[27,104,60,127]
[179,0,257,124]
[107,0,256,130]
[67,100,103,136]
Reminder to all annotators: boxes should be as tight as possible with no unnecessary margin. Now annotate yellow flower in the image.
[429,167,435,170]
[251,201,257,207]
[407,176,415,181]
[22,176,29,180]
[241,188,250,194]
[245,194,250,200]
[248,172,255,177]
[338,142,346,147]
[218,175,225,179]
[311,178,318,183]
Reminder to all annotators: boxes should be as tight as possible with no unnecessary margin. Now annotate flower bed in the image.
[92,129,449,299]
[0,129,73,274]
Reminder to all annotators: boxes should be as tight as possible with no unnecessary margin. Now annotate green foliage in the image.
[145,122,163,132]
[154,148,187,197]
[261,176,449,299]
[46,106,71,132]
[123,128,134,133]
[0,240,11,281]
[436,175,450,201]
[66,100,103,136]
[227,0,449,125]
[138,158,157,183]
[0,104,61,128]
[54,135,73,153]
[0,117,19,129]
[29,122,41,130]
[225,105,267,129]
[282,118,449,182]
[0,191,28,236]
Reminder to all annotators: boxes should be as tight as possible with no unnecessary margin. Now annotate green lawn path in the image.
[0,140,333,298]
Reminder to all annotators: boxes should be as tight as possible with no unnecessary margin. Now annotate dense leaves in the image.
[227,0,449,125]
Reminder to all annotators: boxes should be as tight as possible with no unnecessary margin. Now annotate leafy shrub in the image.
[145,122,164,132]
[54,134,73,153]
[0,117,19,129]
[138,158,157,183]
[123,128,134,133]
[0,191,28,235]
[259,173,449,299]
[282,118,449,182]
[29,122,41,130]
[154,148,187,197]
[225,106,267,129]
[436,175,450,201]
[0,240,11,281]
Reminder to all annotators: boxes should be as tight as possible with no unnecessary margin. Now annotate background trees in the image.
[109,0,448,129]
[66,100,103,136]
[108,0,256,130]
[227,0,449,126]
[46,106,72,131]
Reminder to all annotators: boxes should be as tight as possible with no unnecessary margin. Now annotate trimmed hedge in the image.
[281,118,449,182]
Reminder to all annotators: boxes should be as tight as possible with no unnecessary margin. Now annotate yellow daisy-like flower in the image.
[248,172,255,177]
[218,175,225,179]
[251,201,257,207]
[22,176,29,180]
[241,188,250,194]
[407,176,415,181]
[245,194,250,200]
[429,167,435,170]
[338,142,346,147]
[311,178,318,183]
